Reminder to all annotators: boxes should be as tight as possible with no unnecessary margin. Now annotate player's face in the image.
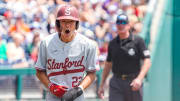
[60,19,76,35]
[59,19,76,42]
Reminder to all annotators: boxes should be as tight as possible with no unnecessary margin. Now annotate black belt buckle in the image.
[121,74,128,80]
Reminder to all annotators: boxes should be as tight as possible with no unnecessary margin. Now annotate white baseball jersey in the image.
[35,32,98,101]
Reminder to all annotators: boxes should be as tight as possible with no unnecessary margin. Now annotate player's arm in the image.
[61,41,98,101]
[36,70,50,88]
[80,41,99,90]
[36,70,68,98]
[79,71,96,90]
[35,40,68,97]
[61,72,96,101]
[35,40,50,88]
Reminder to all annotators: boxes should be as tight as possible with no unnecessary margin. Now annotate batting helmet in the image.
[56,4,80,29]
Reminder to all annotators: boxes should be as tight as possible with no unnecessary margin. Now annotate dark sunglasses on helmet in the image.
[116,14,128,25]
[116,20,128,25]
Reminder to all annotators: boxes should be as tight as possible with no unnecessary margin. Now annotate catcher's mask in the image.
[55,4,79,30]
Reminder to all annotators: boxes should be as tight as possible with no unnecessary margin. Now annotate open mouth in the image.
[65,30,70,34]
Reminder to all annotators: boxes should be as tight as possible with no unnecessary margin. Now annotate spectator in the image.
[29,32,41,63]
[7,33,29,68]
[80,1,96,25]
[8,16,30,35]
[94,16,110,47]
[132,22,143,35]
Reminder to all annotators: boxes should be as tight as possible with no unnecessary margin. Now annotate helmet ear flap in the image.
[56,20,62,33]
[56,20,60,28]
[76,21,79,29]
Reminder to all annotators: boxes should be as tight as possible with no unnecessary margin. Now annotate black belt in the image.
[114,73,138,80]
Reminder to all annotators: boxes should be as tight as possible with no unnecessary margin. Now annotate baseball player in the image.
[35,4,98,101]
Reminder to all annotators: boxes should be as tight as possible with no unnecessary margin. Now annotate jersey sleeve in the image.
[85,43,98,72]
[138,37,150,59]
[34,40,47,71]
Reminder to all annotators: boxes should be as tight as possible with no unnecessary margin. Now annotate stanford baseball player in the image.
[35,4,98,101]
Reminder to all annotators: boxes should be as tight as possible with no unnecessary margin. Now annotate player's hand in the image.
[61,87,83,101]
[48,83,68,98]
[130,78,142,91]
[98,84,105,99]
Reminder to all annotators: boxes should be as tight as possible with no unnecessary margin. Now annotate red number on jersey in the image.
[72,76,82,87]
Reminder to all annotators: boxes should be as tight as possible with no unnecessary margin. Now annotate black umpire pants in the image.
[109,75,142,101]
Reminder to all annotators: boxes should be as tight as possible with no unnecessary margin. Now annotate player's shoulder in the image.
[41,33,57,43]
[77,33,97,47]
[43,33,57,40]
[77,33,89,40]
[38,33,58,47]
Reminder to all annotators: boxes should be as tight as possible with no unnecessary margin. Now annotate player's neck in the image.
[60,32,76,43]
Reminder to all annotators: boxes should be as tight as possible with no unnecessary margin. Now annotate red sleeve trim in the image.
[35,67,46,71]
[86,69,96,73]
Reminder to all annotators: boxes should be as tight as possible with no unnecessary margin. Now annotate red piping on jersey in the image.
[35,67,46,71]
[47,66,85,78]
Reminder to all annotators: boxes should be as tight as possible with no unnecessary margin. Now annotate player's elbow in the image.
[36,69,46,78]
[86,71,96,81]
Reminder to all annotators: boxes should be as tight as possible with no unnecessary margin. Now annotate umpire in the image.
[98,13,151,101]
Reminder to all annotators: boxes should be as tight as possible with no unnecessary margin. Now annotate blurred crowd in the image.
[0,0,149,68]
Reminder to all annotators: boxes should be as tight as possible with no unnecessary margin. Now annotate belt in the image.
[114,73,138,80]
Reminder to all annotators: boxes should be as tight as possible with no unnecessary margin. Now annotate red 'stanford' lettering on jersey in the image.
[47,56,84,70]
[47,56,85,77]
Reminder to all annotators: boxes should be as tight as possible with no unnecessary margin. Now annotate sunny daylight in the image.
[0,0,179,101]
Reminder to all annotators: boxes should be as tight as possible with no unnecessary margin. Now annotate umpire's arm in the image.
[130,37,151,91]
[136,58,151,81]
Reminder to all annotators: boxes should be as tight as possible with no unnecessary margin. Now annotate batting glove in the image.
[48,83,68,98]
[61,87,83,101]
